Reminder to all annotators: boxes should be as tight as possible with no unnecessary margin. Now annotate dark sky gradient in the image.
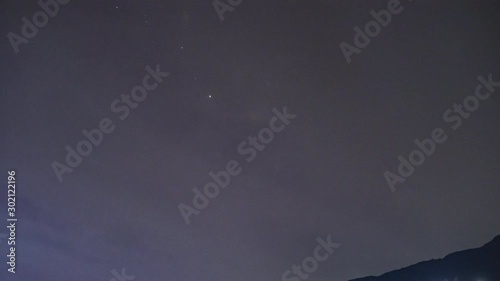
[1,1,499,280]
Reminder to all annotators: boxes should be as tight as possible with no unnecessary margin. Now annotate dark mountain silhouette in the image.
[350,235,500,281]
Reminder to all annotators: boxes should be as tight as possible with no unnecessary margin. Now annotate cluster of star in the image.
[112,2,212,101]
[113,4,150,26]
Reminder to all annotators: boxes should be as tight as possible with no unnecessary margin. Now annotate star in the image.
[208,95,212,99]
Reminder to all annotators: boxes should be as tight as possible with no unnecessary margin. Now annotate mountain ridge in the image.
[350,235,500,281]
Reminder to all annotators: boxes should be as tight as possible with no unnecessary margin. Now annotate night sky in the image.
[1,0,500,280]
